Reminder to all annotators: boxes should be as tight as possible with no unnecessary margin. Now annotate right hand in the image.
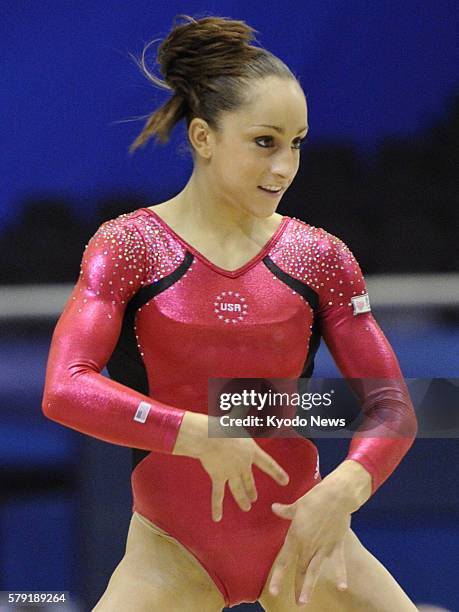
[173,412,290,521]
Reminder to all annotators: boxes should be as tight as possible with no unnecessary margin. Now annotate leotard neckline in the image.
[140,207,291,278]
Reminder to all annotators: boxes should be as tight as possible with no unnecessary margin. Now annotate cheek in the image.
[237,150,266,178]
[220,154,259,185]
[213,142,266,188]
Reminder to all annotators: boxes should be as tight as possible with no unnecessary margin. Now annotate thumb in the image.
[271,502,296,520]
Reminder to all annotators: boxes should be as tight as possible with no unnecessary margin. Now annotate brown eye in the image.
[293,137,306,150]
[256,135,306,150]
[255,136,273,147]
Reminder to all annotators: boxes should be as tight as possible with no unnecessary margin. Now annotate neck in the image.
[168,170,280,244]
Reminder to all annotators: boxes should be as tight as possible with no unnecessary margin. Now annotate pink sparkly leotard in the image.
[42,207,417,607]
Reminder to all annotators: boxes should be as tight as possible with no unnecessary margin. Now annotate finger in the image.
[271,502,296,520]
[297,553,325,606]
[253,448,289,485]
[241,469,258,502]
[294,551,311,604]
[228,477,251,512]
[330,540,348,591]
[211,479,225,522]
[269,538,297,596]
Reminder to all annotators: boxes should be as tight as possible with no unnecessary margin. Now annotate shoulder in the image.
[270,216,366,303]
[86,207,188,283]
[85,207,167,256]
[286,217,361,274]
[86,210,145,249]
[286,216,351,255]
[275,215,357,269]
[80,210,153,288]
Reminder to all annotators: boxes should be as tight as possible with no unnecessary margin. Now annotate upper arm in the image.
[316,231,402,379]
[47,217,152,381]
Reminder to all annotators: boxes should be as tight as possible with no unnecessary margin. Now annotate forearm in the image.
[345,381,418,494]
[43,367,185,453]
[323,314,417,495]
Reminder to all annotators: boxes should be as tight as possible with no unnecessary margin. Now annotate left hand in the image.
[269,482,352,607]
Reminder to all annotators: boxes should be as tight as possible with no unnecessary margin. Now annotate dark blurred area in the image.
[1,94,457,284]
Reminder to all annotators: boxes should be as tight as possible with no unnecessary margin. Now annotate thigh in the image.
[92,512,225,612]
[259,528,418,612]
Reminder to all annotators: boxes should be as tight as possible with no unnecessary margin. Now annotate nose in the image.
[270,148,297,182]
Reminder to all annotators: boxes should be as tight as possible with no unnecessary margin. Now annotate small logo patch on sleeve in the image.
[351,293,371,315]
[134,401,151,423]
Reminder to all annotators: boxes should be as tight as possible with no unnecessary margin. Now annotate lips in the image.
[258,186,283,195]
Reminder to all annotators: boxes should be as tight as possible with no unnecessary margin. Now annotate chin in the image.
[244,207,274,220]
[260,209,278,219]
[232,195,279,219]
[258,202,281,218]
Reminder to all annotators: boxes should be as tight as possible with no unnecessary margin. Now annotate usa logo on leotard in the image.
[214,291,249,324]
[351,293,371,315]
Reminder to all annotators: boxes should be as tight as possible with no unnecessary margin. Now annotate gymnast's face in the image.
[191,76,308,219]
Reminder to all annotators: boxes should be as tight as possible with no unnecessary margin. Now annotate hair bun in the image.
[157,15,260,91]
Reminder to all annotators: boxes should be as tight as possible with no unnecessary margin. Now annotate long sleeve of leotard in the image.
[315,230,418,495]
[41,217,185,453]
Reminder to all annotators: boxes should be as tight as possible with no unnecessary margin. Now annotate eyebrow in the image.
[251,124,309,135]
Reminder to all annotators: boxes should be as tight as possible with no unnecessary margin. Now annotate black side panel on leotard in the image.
[263,255,321,377]
[300,318,321,378]
[263,256,321,446]
[106,251,194,472]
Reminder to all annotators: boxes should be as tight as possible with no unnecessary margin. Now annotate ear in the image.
[188,117,213,160]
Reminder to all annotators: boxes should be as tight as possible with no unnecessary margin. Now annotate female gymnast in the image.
[42,15,419,611]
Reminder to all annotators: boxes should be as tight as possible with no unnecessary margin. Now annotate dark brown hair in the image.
[128,15,299,154]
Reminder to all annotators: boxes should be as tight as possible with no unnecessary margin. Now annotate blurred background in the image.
[1,1,458,610]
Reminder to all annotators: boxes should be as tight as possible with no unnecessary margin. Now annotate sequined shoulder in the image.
[270,217,364,297]
[78,211,154,300]
[85,210,150,268]
[87,209,188,281]
[131,208,188,283]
